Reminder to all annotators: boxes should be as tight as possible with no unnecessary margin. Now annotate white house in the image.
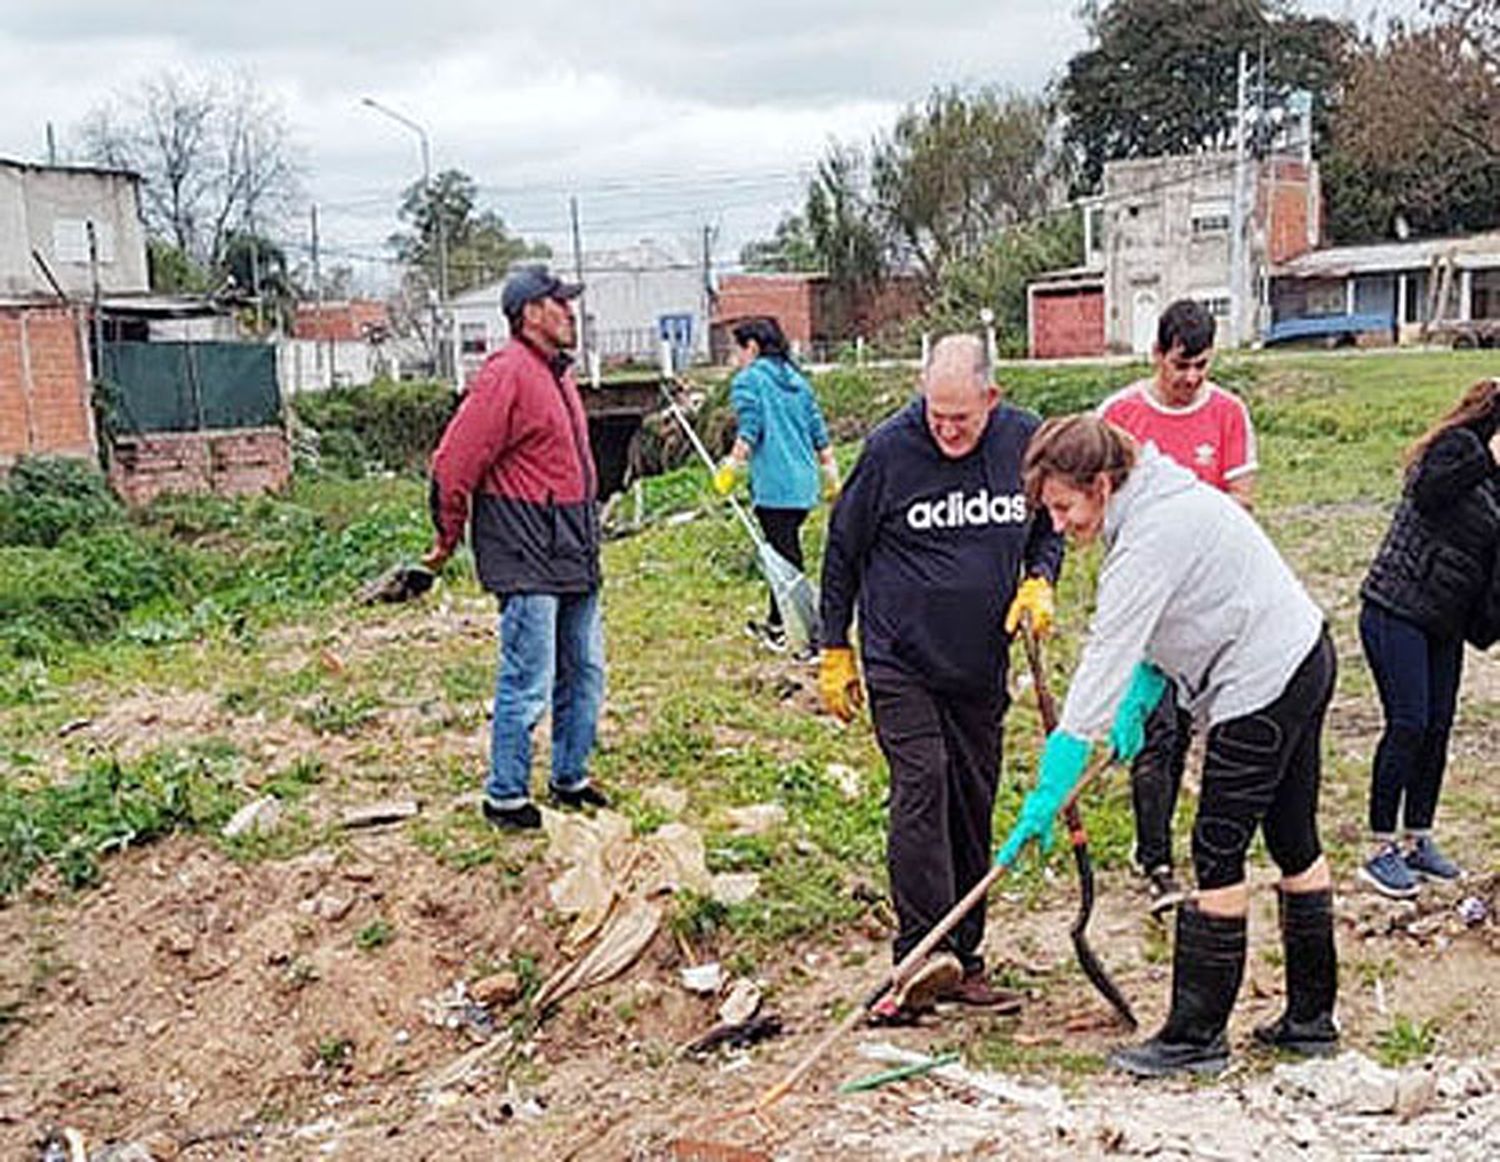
[448,240,712,385]
[0,157,150,298]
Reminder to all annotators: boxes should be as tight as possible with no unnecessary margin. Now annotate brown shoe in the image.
[944,969,1024,1013]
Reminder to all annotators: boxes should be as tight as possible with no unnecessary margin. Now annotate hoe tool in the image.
[1019,614,1138,1029]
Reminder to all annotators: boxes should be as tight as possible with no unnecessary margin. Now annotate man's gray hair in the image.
[922,333,992,394]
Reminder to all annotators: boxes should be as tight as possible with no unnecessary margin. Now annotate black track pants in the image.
[868,671,1005,973]
[1192,630,1336,891]
[1130,684,1192,873]
[752,506,808,628]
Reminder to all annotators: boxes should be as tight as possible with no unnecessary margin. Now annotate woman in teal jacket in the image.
[715,317,839,651]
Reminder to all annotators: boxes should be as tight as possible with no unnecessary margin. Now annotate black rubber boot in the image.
[1253,888,1339,1057]
[1110,904,1246,1078]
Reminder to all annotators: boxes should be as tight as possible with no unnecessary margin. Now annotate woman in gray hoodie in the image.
[996,414,1338,1078]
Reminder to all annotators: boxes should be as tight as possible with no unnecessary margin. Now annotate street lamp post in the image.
[362,96,451,381]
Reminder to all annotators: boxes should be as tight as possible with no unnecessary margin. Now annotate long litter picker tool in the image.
[1019,614,1138,1028]
[688,751,1116,1134]
[659,377,821,653]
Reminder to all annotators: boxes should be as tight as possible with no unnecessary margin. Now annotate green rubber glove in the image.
[1109,661,1169,763]
[995,730,1092,866]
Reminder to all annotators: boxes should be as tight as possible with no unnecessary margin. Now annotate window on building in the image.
[1190,199,1231,236]
[53,218,115,264]
[459,322,489,356]
[1197,292,1231,319]
[1472,269,1500,320]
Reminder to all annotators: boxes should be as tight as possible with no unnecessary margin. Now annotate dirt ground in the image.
[2,600,1498,1160]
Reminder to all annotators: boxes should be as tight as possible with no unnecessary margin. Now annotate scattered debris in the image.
[708,872,760,906]
[1458,896,1489,927]
[723,804,785,836]
[470,971,522,1009]
[355,563,435,606]
[825,762,861,799]
[221,796,282,840]
[718,980,762,1026]
[642,786,690,816]
[840,1051,961,1094]
[340,799,421,829]
[680,962,724,995]
[684,1014,784,1057]
[55,718,92,738]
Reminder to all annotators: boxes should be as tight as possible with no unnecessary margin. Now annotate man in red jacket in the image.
[426,266,609,830]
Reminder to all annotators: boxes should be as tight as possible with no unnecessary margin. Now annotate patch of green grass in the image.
[0,743,242,897]
[355,918,395,952]
[966,1030,1107,1077]
[295,692,381,736]
[1376,1014,1438,1066]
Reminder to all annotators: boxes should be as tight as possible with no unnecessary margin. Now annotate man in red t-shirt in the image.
[1097,299,1258,908]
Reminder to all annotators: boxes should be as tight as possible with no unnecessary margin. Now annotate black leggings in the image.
[1192,629,1336,891]
[753,506,808,627]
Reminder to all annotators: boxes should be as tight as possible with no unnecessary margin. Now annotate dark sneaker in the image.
[745,620,788,653]
[550,783,610,810]
[482,800,542,831]
[1109,1033,1230,1078]
[1405,836,1461,882]
[944,968,1024,1013]
[1358,843,1420,899]
[1146,866,1188,916]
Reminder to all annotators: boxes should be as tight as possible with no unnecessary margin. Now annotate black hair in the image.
[731,316,791,360]
[1156,299,1216,358]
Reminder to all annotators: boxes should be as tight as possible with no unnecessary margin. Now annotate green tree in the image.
[1324,5,1500,241]
[924,214,1084,355]
[390,169,549,296]
[739,214,821,272]
[146,240,210,294]
[220,230,295,332]
[1061,0,1350,191]
[804,145,888,296]
[871,87,1062,292]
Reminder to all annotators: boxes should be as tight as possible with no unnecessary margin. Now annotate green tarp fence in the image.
[101,341,281,433]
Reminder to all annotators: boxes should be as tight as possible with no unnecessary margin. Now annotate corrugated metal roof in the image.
[1275,232,1500,278]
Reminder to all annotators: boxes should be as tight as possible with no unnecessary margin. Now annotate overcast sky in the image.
[0,1,1421,291]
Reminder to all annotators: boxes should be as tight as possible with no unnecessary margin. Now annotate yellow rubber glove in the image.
[818,647,864,723]
[712,457,739,496]
[1005,576,1055,639]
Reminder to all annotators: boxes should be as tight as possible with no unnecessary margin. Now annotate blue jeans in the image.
[485,590,606,808]
[1359,601,1463,835]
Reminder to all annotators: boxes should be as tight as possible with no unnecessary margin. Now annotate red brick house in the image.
[711,272,925,361]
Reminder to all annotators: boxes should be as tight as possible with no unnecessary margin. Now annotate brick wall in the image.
[108,427,290,507]
[0,305,94,470]
[714,276,819,348]
[1260,159,1320,265]
[1030,287,1106,358]
[292,300,391,342]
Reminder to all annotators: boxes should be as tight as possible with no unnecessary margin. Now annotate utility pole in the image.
[701,223,714,365]
[1228,49,1250,349]
[310,203,323,392]
[361,97,449,382]
[569,195,586,358]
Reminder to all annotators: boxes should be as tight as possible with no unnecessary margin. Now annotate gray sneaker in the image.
[1405,836,1461,882]
[1359,843,1420,899]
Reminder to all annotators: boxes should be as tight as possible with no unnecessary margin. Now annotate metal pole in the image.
[362,96,450,382]
[310,203,322,392]
[569,195,586,358]
[1229,50,1249,349]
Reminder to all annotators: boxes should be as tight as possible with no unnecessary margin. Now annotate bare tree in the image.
[78,67,302,268]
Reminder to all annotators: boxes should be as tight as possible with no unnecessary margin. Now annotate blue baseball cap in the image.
[501,264,583,318]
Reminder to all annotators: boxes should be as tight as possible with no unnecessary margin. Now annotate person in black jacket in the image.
[818,335,1064,1017]
[1358,379,1500,898]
